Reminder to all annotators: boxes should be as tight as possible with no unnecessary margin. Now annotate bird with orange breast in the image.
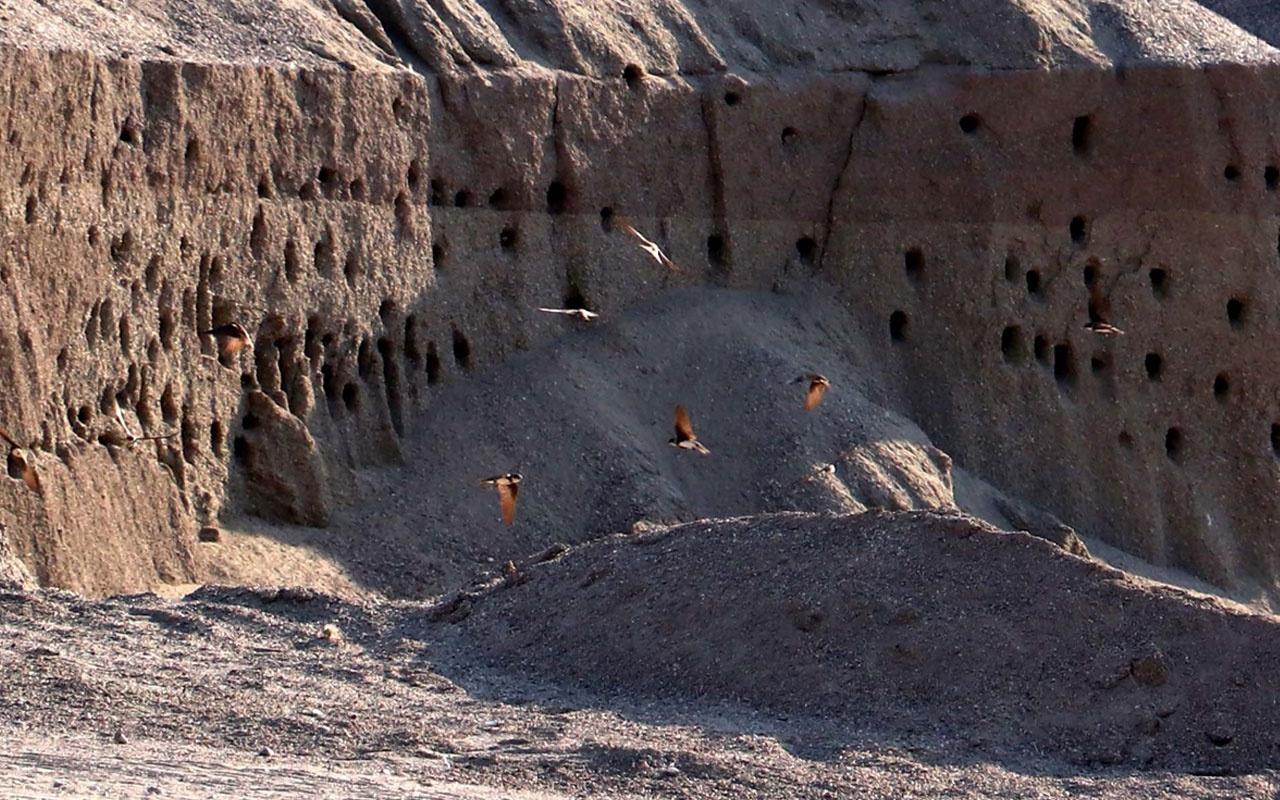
[478,473,523,525]
[668,405,711,455]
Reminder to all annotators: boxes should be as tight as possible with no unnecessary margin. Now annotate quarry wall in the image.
[2,34,1280,595]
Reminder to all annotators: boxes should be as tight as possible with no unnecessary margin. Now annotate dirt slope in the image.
[428,510,1280,773]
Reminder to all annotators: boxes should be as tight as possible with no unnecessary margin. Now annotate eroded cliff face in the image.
[1,1,1280,597]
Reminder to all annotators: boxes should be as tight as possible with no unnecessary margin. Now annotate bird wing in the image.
[537,307,570,315]
[674,404,696,441]
[805,380,827,411]
[498,482,518,525]
[619,219,683,273]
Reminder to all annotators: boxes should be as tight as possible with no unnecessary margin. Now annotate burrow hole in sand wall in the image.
[1053,343,1075,386]
[904,248,924,282]
[451,328,471,369]
[795,237,816,265]
[1213,373,1230,401]
[1266,166,1279,191]
[546,181,568,215]
[1072,115,1092,156]
[1033,335,1050,365]
[1069,215,1088,245]
[1145,352,1163,381]
[1165,427,1184,463]
[1149,268,1168,299]
[1001,325,1025,362]
[889,311,908,342]
[1227,298,1246,329]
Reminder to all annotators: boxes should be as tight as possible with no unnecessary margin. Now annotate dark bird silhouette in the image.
[791,372,830,411]
[669,405,710,455]
[478,473,522,525]
[617,218,684,274]
[1085,284,1124,335]
[201,323,251,356]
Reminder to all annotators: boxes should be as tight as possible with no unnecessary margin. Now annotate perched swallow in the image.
[617,218,684,274]
[791,372,830,411]
[1085,284,1124,335]
[537,307,600,321]
[7,447,38,492]
[669,405,710,455]
[201,323,251,356]
[479,473,522,525]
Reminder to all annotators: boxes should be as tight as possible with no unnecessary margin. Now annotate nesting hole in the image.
[1165,427,1184,463]
[452,328,471,368]
[432,242,446,268]
[342,383,359,412]
[1053,343,1075,385]
[958,113,981,133]
[210,420,225,458]
[1145,352,1163,381]
[1033,335,1051,365]
[430,180,446,206]
[426,342,441,384]
[707,234,727,270]
[1025,269,1042,297]
[1071,115,1092,156]
[1227,298,1246,329]
[1224,165,1241,182]
[1090,353,1111,374]
[889,311,908,343]
[1149,268,1168,299]
[599,207,614,233]
[546,181,568,215]
[499,226,518,251]
[1004,255,1020,282]
[795,237,816,265]
[488,188,509,210]
[1213,373,1230,401]
[454,190,470,208]
[1069,216,1088,245]
[623,64,644,90]
[1083,261,1099,286]
[904,248,924,281]
[1118,431,1135,449]
[781,127,798,145]
[1000,326,1025,362]
[25,196,36,224]
[1266,166,1279,191]
[723,91,741,106]
[1271,424,1280,459]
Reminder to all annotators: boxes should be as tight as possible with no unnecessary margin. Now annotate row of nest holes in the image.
[1007,256,1250,330]
[970,112,1280,187]
[1001,326,1236,399]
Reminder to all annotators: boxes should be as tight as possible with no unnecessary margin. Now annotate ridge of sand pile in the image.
[425,509,1280,773]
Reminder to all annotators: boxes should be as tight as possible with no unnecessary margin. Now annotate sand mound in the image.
[247,287,970,598]
[427,509,1280,772]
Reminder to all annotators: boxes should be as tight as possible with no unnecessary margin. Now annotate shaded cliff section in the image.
[1,1,1280,597]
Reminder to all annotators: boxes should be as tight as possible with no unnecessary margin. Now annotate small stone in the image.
[258,746,272,757]
[197,526,221,543]
[319,623,343,643]
[1130,653,1169,687]
[655,765,682,779]
[113,730,128,745]
[1206,727,1234,747]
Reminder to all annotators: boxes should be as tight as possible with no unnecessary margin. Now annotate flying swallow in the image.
[669,405,710,455]
[479,473,522,525]
[1085,284,1124,335]
[791,372,830,411]
[201,323,252,356]
[537,307,600,321]
[617,218,684,274]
